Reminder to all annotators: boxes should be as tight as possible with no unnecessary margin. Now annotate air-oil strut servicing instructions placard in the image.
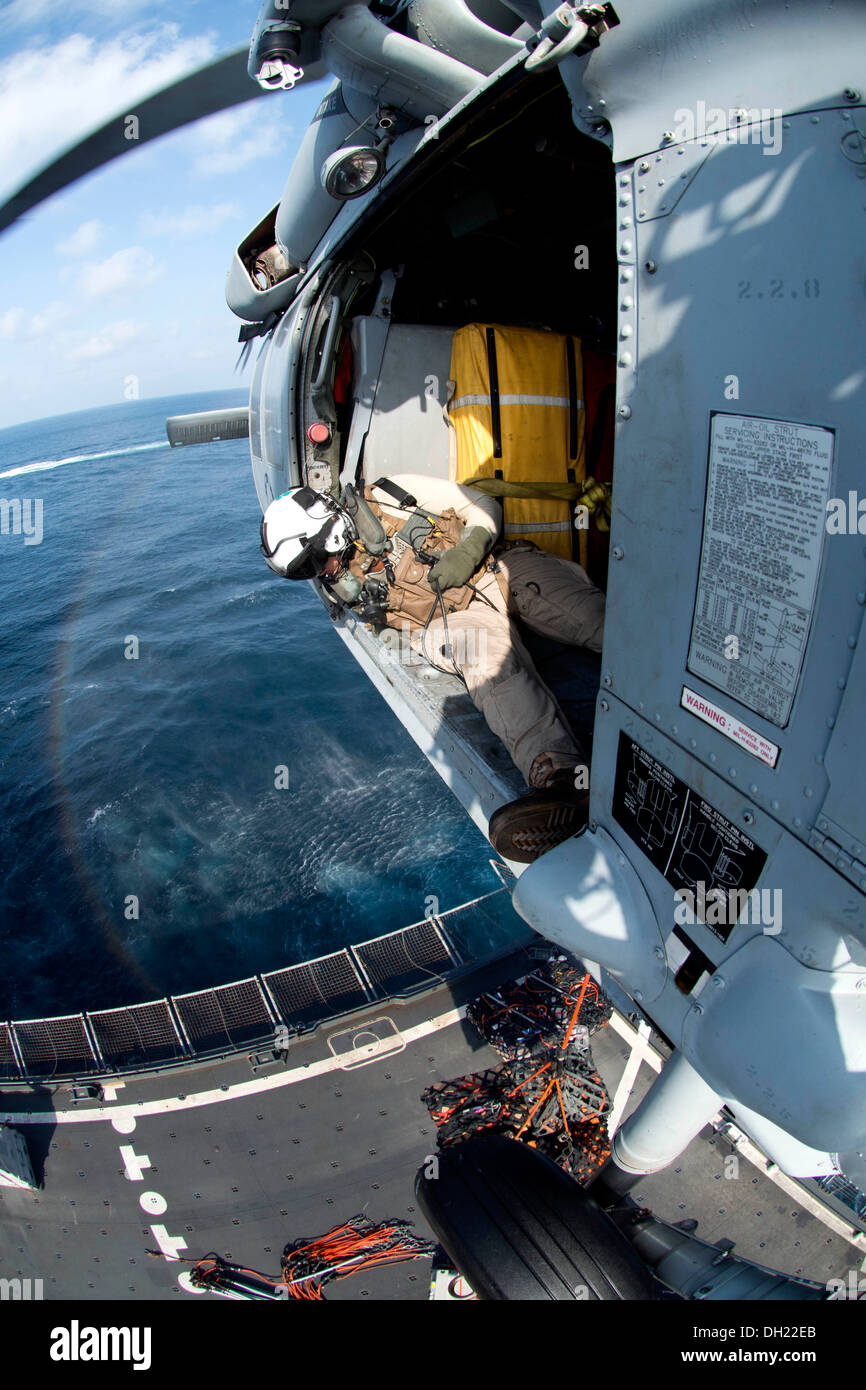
[687,413,834,728]
[612,733,767,943]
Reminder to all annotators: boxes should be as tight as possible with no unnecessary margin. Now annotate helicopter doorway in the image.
[310,72,617,833]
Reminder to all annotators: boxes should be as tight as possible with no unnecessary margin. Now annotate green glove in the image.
[428,526,492,590]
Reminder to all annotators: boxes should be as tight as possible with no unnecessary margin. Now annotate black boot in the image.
[487,769,589,864]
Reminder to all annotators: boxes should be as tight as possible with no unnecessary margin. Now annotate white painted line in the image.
[608,1009,663,1072]
[327,1017,406,1070]
[101,1083,125,1103]
[140,1191,167,1217]
[7,990,863,1255]
[717,1119,866,1252]
[605,1024,864,1248]
[150,1224,188,1262]
[608,1020,653,1137]
[119,1144,151,1182]
[0,1005,468,1126]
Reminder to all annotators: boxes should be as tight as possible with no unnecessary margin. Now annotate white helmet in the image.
[260,487,357,579]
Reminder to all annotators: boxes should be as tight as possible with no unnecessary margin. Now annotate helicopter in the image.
[2,0,865,1300]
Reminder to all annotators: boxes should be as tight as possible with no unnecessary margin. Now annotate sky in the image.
[0,0,330,428]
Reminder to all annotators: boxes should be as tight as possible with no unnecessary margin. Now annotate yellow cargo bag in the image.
[448,323,585,560]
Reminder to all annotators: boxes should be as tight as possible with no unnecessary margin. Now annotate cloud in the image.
[76,246,164,297]
[0,0,165,29]
[188,105,289,177]
[64,318,144,361]
[57,219,104,257]
[28,300,70,336]
[0,26,219,203]
[0,300,68,340]
[139,201,241,240]
[0,306,24,339]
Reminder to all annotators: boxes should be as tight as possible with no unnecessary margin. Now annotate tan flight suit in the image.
[351,475,605,790]
[410,543,605,788]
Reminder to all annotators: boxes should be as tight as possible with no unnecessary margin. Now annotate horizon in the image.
[0,383,248,438]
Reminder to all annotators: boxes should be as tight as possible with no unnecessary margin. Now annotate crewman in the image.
[260,472,605,862]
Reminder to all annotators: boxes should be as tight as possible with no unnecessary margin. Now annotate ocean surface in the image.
[0,391,512,1021]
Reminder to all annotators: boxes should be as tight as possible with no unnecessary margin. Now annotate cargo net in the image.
[422,958,613,1182]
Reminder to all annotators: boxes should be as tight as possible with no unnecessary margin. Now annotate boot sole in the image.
[488,795,589,864]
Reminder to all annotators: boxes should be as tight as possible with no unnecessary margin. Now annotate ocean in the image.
[0,390,511,1021]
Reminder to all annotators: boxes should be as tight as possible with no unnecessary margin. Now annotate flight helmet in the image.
[260,487,357,578]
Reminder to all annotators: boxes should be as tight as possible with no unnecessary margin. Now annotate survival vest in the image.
[346,487,507,632]
[448,323,586,561]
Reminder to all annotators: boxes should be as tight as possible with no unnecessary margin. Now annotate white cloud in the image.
[0,0,164,28]
[0,307,24,339]
[57,218,104,257]
[0,26,219,203]
[188,106,288,177]
[64,318,144,362]
[27,300,70,336]
[139,201,241,240]
[77,246,164,297]
[0,300,68,340]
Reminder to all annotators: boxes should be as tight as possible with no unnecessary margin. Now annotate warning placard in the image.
[680,686,780,767]
[687,413,833,727]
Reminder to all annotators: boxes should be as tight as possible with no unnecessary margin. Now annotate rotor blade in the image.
[0,51,326,236]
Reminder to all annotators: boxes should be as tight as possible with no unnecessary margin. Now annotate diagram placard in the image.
[612,733,767,942]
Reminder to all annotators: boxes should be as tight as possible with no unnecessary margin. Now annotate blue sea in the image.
[0,390,512,1021]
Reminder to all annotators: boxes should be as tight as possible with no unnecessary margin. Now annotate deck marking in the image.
[0,1004,467,1126]
[149,1224,187,1262]
[327,1016,406,1069]
[714,1119,866,1252]
[101,1083,125,1102]
[119,1144,151,1182]
[140,1191,167,1216]
[608,1010,663,1072]
[608,1020,653,1136]
[5,998,863,1253]
[178,1272,207,1295]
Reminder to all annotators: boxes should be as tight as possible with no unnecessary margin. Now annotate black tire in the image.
[416,1135,656,1301]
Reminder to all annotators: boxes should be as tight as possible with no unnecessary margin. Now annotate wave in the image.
[0,440,170,480]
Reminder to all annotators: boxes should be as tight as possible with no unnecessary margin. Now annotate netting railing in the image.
[263,949,370,1029]
[0,1022,22,1081]
[12,1014,99,1080]
[353,918,455,995]
[0,889,517,1083]
[172,977,276,1054]
[88,1000,186,1071]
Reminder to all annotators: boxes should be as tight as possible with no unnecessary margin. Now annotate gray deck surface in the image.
[0,947,858,1301]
